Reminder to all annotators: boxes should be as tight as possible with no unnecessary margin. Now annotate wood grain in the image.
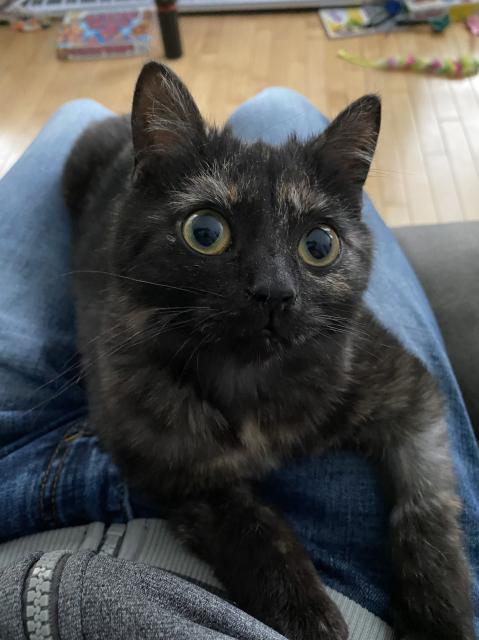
[1,12,478,226]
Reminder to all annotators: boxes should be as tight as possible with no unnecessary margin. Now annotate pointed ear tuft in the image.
[131,62,205,163]
[311,94,381,190]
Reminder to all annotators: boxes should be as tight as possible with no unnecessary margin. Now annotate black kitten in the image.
[63,63,474,640]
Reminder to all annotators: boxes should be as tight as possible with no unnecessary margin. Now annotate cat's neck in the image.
[170,323,358,427]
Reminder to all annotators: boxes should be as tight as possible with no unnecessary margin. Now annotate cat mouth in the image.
[227,319,294,362]
[261,319,275,338]
[225,309,296,358]
[256,317,290,346]
[260,311,291,340]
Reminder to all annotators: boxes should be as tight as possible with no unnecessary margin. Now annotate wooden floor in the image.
[1,12,479,226]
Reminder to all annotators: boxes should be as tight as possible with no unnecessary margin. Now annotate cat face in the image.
[112,64,380,366]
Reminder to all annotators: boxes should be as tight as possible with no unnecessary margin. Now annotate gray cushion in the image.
[393,222,479,433]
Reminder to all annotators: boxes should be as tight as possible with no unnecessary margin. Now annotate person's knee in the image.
[53,98,113,122]
[249,87,314,114]
[20,99,117,168]
[228,87,329,144]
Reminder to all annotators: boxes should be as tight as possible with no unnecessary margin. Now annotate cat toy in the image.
[466,14,479,36]
[338,49,479,78]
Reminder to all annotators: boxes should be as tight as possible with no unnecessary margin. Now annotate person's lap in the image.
[0,90,477,631]
[0,100,132,539]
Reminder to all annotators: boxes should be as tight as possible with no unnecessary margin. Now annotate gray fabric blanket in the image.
[0,550,285,640]
[0,520,392,640]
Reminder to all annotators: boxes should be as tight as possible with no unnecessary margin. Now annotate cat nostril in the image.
[246,284,296,306]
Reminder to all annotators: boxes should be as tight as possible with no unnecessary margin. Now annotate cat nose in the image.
[246,282,296,307]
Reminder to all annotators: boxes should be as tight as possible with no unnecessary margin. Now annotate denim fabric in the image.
[0,90,477,632]
[0,100,131,539]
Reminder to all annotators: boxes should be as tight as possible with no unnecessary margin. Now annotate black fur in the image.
[63,62,474,640]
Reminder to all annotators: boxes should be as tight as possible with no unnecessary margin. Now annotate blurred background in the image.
[1,0,479,227]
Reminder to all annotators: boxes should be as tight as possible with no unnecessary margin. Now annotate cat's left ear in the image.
[309,95,381,192]
[131,61,205,165]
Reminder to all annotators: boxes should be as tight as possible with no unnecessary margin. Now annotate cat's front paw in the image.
[400,635,473,640]
[400,629,475,640]
[397,617,475,640]
[273,595,348,640]
[395,581,476,640]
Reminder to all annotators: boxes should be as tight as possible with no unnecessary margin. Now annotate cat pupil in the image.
[193,216,222,247]
[306,228,332,259]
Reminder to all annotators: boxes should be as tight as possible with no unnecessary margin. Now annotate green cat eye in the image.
[182,210,231,256]
[298,225,340,267]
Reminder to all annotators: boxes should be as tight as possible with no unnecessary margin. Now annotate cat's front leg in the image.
[379,419,474,640]
[171,484,348,640]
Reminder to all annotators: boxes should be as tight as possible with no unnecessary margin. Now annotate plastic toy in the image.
[338,49,479,78]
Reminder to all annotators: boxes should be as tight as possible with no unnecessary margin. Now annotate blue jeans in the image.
[0,90,478,632]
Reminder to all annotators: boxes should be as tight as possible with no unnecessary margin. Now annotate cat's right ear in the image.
[131,62,205,166]
[307,95,381,196]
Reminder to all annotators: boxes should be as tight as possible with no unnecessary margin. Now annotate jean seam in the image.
[38,420,85,528]
[39,439,65,526]
[51,423,90,525]
[49,442,72,527]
